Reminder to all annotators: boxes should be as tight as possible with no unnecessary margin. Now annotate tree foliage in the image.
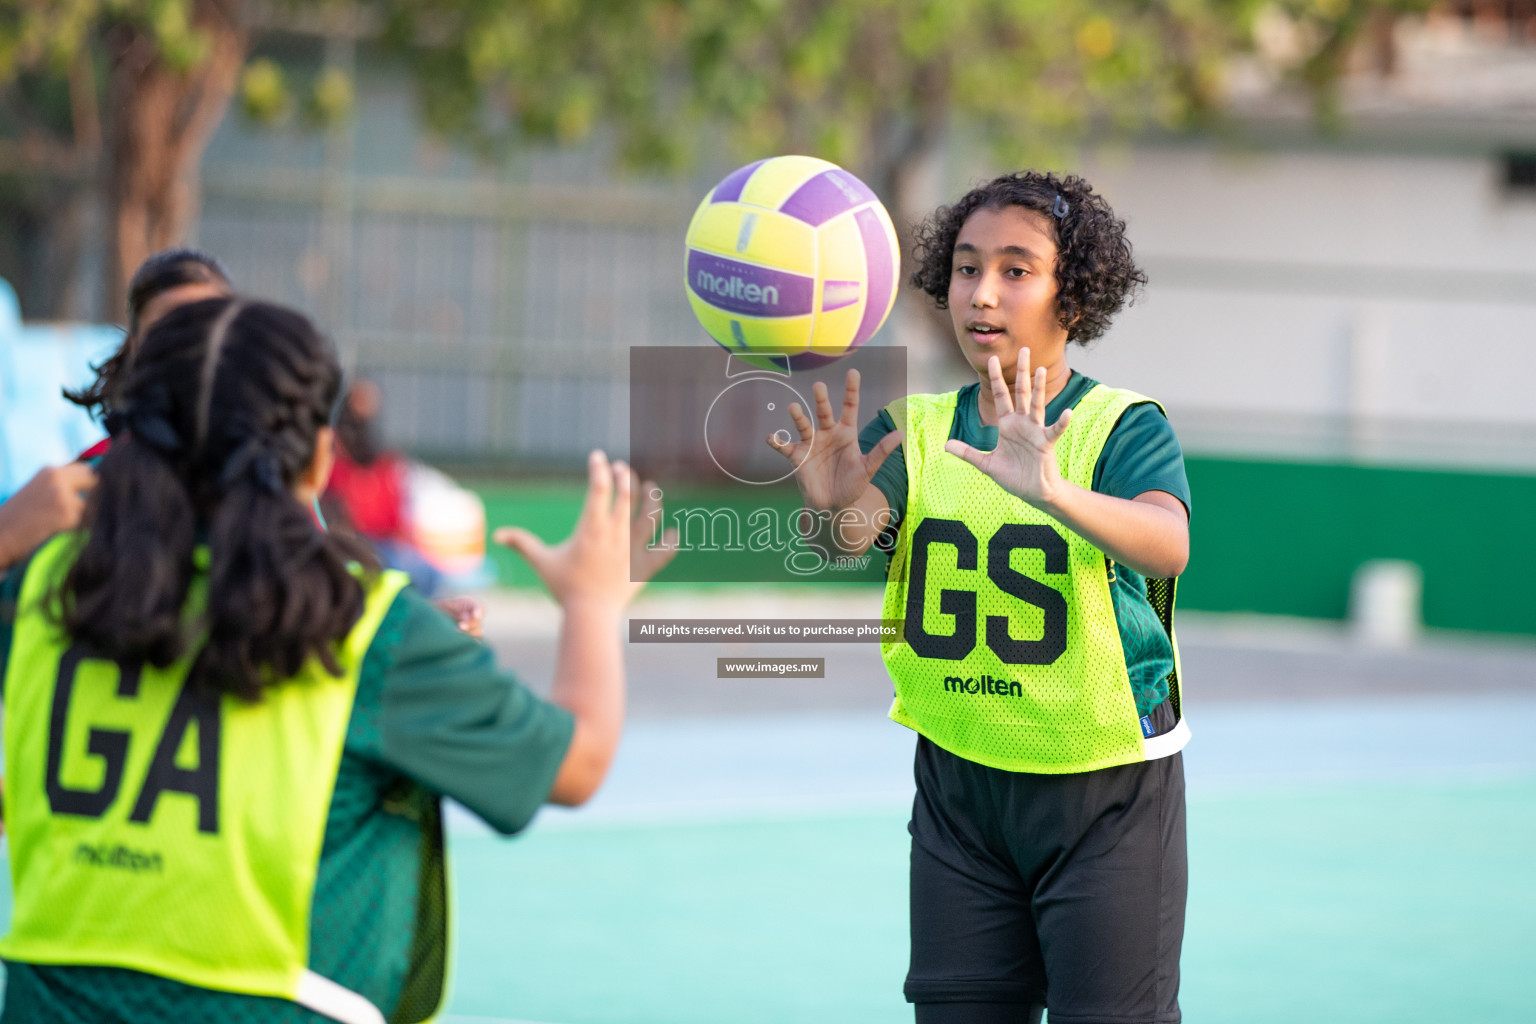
[0,0,1439,319]
[1262,0,1436,128]
[370,0,1435,217]
[372,0,1252,214]
[0,0,248,317]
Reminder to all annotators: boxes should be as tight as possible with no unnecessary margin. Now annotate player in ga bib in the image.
[770,171,1191,1024]
[0,297,673,1024]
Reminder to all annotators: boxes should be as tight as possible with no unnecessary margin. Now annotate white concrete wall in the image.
[1051,146,1536,469]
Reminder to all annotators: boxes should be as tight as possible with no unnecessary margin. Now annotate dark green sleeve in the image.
[859,409,906,524]
[352,587,574,835]
[1092,403,1192,517]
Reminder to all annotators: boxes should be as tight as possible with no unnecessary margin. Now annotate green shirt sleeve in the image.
[350,587,575,835]
[859,409,906,525]
[1091,403,1192,516]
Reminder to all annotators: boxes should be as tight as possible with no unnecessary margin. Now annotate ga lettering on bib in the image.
[0,535,430,1024]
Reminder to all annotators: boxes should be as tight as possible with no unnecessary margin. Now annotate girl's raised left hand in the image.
[943,350,1072,508]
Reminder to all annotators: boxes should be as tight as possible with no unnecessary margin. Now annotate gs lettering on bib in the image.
[880,386,1189,773]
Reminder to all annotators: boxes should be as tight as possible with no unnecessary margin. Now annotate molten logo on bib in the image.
[943,674,1023,697]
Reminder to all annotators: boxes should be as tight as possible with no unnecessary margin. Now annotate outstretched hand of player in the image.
[494,450,676,610]
[433,596,486,638]
[944,351,1072,507]
[768,368,903,513]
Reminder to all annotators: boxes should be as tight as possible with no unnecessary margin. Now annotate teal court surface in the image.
[432,691,1536,1024]
[3,615,1533,1023]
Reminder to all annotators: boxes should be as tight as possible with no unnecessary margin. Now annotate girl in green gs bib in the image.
[0,297,672,1024]
[771,171,1192,1024]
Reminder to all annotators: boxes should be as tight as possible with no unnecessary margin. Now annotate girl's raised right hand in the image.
[767,368,902,513]
[493,450,675,609]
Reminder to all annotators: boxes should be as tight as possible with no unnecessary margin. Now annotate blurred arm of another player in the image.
[945,353,1189,580]
[767,368,903,557]
[0,463,98,569]
[492,451,676,806]
[0,462,98,835]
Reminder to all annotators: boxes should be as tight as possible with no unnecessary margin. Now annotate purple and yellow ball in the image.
[684,156,901,370]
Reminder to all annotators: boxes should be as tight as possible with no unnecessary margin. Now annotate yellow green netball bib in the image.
[881,385,1188,773]
[1,535,415,1024]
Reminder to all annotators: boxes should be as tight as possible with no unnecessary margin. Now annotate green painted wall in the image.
[473,482,588,590]
[468,457,1536,636]
[1180,458,1535,635]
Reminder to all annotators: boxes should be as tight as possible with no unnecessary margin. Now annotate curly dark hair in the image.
[909,171,1146,345]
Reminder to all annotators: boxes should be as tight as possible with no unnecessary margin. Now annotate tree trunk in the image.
[103,0,247,319]
[866,62,967,394]
[0,46,101,319]
[36,189,92,319]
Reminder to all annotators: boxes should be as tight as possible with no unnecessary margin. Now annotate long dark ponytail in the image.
[58,297,379,701]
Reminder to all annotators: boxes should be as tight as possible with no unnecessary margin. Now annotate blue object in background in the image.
[0,277,125,498]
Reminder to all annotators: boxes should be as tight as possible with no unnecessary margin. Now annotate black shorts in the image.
[905,737,1187,1024]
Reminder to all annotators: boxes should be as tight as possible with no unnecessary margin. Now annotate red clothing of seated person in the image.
[324,444,408,543]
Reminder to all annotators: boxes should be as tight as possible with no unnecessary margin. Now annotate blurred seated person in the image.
[322,379,444,596]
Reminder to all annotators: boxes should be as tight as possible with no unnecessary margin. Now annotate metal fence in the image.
[198,147,708,468]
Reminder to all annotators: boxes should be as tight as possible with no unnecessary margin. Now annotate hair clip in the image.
[1052,195,1069,219]
[250,452,285,494]
[219,440,285,494]
[123,409,185,454]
